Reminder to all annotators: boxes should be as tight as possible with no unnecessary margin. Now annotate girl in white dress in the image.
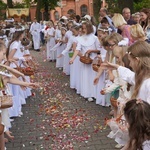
[56,27,67,69]
[6,27,29,117]
[69,25,82,89]
[94,33,123,106]
[62,21,74,75]
[70,21,101,101]
[45,21,56,61]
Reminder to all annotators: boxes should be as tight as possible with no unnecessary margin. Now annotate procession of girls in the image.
[43,8,150,150]
[0,6,149,150]
[0,21,39,149]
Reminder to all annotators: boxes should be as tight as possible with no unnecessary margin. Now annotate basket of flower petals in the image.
[19,67,34,76]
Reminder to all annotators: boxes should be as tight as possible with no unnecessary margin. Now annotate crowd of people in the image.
[0,6,150,150]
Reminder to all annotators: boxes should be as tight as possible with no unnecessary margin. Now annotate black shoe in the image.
[37,49,40,52]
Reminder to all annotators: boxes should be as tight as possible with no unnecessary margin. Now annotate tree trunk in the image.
[7,0,13,8]
[44,1,49,21]
[36,0,42,22]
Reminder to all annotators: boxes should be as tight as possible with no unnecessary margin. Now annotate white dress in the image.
[29,22,41,50]
[8,41,26,116]
[95,46,107,106]
[0,74,12,129]
[46,27,56,60]
[61,31,73,75]
[70,36,82,92]
[56,36,66,68]
[69,36,76,88]
[76,34,101,98]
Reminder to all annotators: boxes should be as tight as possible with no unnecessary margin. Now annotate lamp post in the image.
[40,8,45,21]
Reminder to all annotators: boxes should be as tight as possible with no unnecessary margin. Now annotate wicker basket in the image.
[0,124,4,135]
[92,55,102,72]
[92,64,100,72]
[0,95,13,109]
[80,53,93,64]
[20,67,34,76]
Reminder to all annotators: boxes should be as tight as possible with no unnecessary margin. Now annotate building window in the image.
[80,5,88,16]
[67,9,75,15]
[54,11,59,21]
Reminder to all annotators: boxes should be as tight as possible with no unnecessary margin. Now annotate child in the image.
[105,46,133,149]
[45,21,56,61]
[56,26,67,69]
[70,21,101,101]
[94,33,123,85]
[123,99,150,150]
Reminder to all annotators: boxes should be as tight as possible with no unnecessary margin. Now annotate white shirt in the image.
[29,22,41,35]
[117,66,150,103]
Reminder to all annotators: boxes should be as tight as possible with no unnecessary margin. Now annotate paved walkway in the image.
[6,50,117,150]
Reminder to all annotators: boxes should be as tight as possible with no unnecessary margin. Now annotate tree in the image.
[0,0,7,19]
[34,0,59,21]
[7,0,13,8]
[134,0,150,12]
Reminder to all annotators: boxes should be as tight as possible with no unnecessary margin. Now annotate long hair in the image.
[107,33,123,45]
[124,99,150,150]
[82,21,93,35]
[127,41,150,98]
[112,13,127,28]
[140,8,150,30]
[6,26,24,59]
[130,24,146,39]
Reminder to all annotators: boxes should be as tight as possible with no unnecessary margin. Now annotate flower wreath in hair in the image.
[118,38,129,46]
[98,27,112,35]
[9,27,25,34]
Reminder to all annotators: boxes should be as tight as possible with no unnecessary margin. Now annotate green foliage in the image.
[134,0,150,12]
[0,0,7,9]
[33,0,59,10]
[13,2,28,8]
[23,0,31,7]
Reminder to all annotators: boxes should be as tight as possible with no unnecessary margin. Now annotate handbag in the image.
[80,52,93,64]
[0,95,13,109]
[0,123,4,135]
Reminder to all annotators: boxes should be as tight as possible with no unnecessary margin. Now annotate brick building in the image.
[4,0,94,22]
[50,0,94,22]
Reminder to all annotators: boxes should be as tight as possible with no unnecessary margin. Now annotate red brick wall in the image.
[12,0,94,22]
